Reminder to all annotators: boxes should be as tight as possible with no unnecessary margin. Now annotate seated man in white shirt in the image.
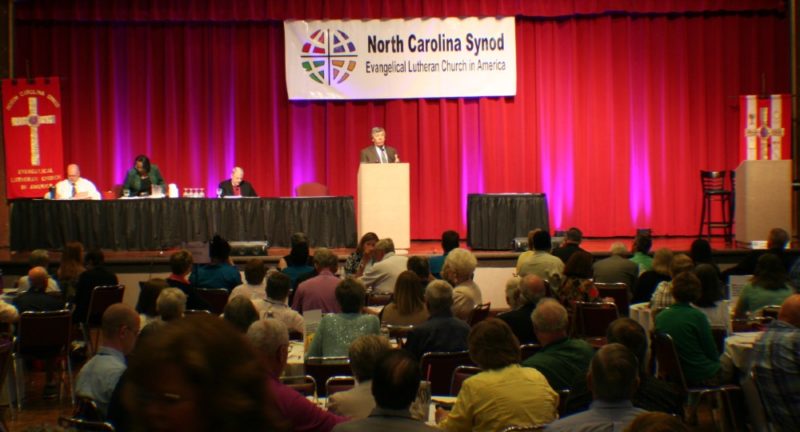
[46,164,101,200]
[361,238,408,294]
[253,272,304,334]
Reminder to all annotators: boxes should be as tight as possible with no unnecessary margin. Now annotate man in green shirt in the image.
[521,298,595,390]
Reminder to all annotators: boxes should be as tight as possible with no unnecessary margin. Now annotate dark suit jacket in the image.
[497,302,539,344]
[404,311,470,360]
[553,243,587,264]
[218,179,258,197]
[360,145,398,163]
[14,291,66,313]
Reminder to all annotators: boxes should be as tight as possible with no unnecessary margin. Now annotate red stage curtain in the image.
[13,1,790,239]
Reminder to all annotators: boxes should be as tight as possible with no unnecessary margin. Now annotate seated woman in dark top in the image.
[633,248,673,303]
[189,235,242,291]
[278,232,315,289]
[122,154,164,197]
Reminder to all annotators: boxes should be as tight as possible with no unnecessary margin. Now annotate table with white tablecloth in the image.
[630,302,654,332]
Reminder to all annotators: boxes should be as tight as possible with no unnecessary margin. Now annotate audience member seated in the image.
[229,258,267,301]
[404,280,470,360]
[552,227,587,264]
[734,253,796,319]
[14,266,67,398]
[328,335,392,419]
[154,287,186,323]
[407,256,434,283]
[380,271,429,326]
[306,279,380,357]
[189,235,242,291]
[689,238,720,275]
[564,318,683,416]
[0,298,18,323]
[655,272,723,386]
[166,249,211,311]
[248,319,346,432]
[442,248,482,321]
[633,248,673,304]
[278,232,316,289]
[625,412,689,432]
[429,230,460,280]
[593,242,639,294]
[546,344,647,431]
[557,250,599,312]
[14,266,66,313]
[751,294,800,431]
[522,298,594,391]
[223,296,259,333]
[516,230,564,287]
[361,238,409,294]
[15,249,61,294]
[255,272,304,333]
[73,248,119,324]
[498,274,547,344]
[629,233,653,275]
[124,315,288,432]
[57,241,86,300]
[723,227,795,278]
[437,319,558,431]
[650,253,694,310]
[76,304,139,417]
[504,276,523,310]
[344,232,379,277]
[692,264,729,331]
[333,349,437,432]
[136,278,166,330]
[292,247,341,314]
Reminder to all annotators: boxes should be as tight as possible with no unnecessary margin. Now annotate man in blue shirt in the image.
[75,304,140,417]
[546,343,647,431]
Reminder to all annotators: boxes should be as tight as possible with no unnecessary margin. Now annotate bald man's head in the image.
[66,164,81,182]
[28,266,49,291]
[778,294,800,328]
[520,274,546,304]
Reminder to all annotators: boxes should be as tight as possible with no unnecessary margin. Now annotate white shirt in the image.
[47,177,101,200]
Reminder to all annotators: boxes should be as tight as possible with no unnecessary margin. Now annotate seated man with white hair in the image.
[361,238,408,294]
[247,319,346,432]
[592,242,639,295]
[441,248,482,321]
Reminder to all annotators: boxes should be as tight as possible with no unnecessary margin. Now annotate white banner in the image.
[284,17,517,100]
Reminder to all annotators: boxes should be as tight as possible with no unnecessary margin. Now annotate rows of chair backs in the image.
[196,288,229,314]
[305,356,352,397]
[572,301,619,339]
[420,350,475,395]
[595,283,630,316]
[15,309,76,410]
[83,285,125,356]
[468,302,491,327]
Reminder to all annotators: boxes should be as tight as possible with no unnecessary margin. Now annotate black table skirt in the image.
[10,197,357,251]
[467,193,550,250]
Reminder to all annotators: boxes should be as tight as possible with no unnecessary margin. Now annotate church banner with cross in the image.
[2,77,64,199]
[740,94,792,161]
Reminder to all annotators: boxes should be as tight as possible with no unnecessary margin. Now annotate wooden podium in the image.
[734,160,792,245]
[357,163,410,249]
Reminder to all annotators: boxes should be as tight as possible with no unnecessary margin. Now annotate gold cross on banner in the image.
[10,97,56,166]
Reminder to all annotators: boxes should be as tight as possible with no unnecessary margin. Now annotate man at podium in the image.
[360,127,399,163]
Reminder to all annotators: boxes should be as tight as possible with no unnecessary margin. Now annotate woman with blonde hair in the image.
[380,271,429,326]
[632,248,673,303]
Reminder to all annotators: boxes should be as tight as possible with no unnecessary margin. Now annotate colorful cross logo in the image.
[301,29,357,85]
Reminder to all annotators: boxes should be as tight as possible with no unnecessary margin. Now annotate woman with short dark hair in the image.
[437,318,558,431]
[734,253,796,318]
[306,279,380,357]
